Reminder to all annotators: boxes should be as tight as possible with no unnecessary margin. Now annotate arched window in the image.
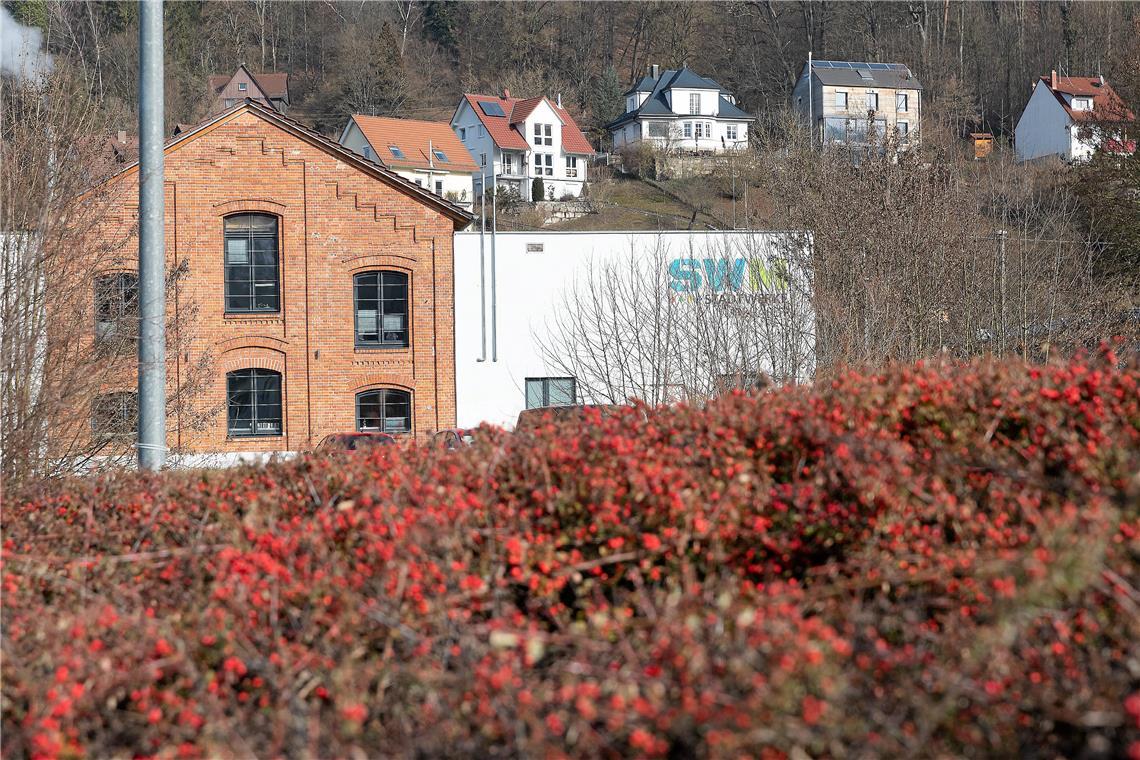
[356,389,411,433]
[227,368,282,437]
[353,271,408,347]
[224,214,279,313]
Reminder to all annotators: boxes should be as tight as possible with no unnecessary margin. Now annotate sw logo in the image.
[667,257,791,293]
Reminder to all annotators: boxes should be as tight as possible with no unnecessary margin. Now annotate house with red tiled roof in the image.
[1014,70,1134,162]
[338,115,479,209]
[207,65,290,116]
[450,90,595,201]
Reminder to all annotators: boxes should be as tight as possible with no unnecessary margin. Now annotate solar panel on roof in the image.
[868,63,887,70]
[479,101,505,117]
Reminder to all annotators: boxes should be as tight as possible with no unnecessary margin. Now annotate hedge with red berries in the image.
[3,353,1139,759]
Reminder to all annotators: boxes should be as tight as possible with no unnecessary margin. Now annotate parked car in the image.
[315,432,398,453]
[514,404,623,432]
[433,428,476,450]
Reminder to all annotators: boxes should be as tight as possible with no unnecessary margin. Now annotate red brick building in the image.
[82,100,470,457]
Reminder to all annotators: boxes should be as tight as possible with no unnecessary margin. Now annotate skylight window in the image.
[433,149,449,163]
[857,69,873,80]
[479,101,506,117]
[388,145,405,159]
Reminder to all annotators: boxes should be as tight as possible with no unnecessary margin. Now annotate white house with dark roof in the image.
[450,90,595,201]
[792,60,921,151]
[607,65,754,153]
[1014,71,1135,162]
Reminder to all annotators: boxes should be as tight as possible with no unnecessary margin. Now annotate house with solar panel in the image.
[792,60,922,151]
[450,90,596,201]
[606,65,755,154]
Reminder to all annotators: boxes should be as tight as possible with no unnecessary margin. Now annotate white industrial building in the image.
[453,230,814,429]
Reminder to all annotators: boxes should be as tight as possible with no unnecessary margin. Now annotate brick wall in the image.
[73,109,459,455]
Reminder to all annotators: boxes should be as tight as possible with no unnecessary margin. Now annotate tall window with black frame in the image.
[93,272,139,351]
[353,271,409,348]
[226,369,282,437]
[224,214,279,312]
[356,389,411,433]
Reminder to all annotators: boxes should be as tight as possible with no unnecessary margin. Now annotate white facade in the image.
[1014,80,1095,162]
[608,67,753,154]
[451,98,590,201]
[453,231,814,429]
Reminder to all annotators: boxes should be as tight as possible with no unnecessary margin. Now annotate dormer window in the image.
[689,93,700,114]
[533,124,552,146]
[1071,97,1093,111]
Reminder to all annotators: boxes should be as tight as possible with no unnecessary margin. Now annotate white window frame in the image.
[867,91,879,111]
[565,155,578,178]
[896,93,908,112]
[835,91,848,109]
[726,124,738,140]
[683,122,692,138]
[480,153,487,167]
[534,123,552,146]
[502,153,514,174]
[534,153,554,176]
[689,93,700,115]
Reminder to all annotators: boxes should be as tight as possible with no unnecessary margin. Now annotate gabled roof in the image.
[458,94,595,155]
[607,67,754,130]
[208,65,290,101]
[1039,75,1134,123]
[347,115,479,172]
[97,100,471,227]
[804,60,923,91]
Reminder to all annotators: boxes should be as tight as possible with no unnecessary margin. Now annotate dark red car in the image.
[315,432,398,452]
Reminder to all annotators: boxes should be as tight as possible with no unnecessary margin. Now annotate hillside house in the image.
[207,65,290,115]
[339,115,479,209]
[607,65,754,153]
[450,91,595,201]
[1014,71,1135,162]
[791,60,922,151]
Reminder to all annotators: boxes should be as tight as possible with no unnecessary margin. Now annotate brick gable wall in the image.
[71,110,457,455]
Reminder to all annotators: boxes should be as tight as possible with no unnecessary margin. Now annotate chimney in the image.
[117,129,127,143]
[502,88,510,99]
[651,64,660,80]
[1051,69,1058,89]
[557,92,562,107]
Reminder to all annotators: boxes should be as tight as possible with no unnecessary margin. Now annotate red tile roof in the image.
[1040,75,1134,122]
[462,94,595,155]
[349,115,479,172]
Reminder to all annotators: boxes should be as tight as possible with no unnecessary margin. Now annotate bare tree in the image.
[1,67,216,490]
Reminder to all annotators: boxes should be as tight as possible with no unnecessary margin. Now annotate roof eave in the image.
[90,100,473,228]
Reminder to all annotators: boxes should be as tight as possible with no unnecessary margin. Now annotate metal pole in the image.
[490,171,498,362]
[808,50,813,149]
[477,172,486,362]
[138,0,166,471]
[997,229,1007,356]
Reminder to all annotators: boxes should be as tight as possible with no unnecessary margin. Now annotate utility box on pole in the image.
[137,0,166,470]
